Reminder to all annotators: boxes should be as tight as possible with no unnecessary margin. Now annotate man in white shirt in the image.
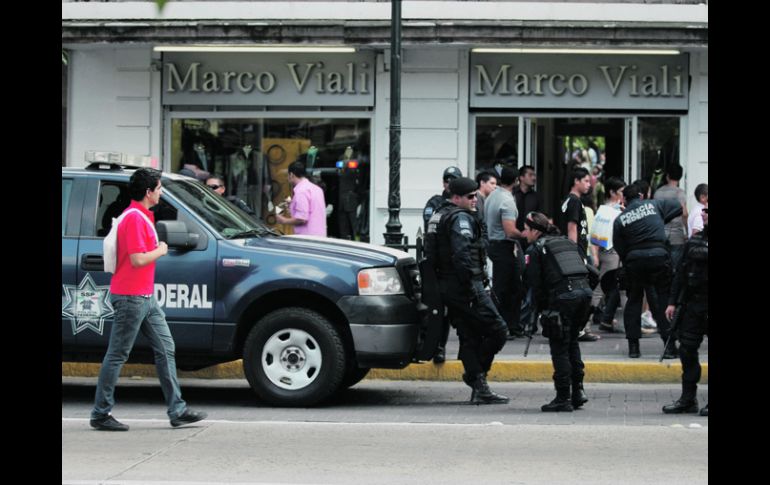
[688,183,708,237]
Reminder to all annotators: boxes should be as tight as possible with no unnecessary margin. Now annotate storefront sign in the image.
[471,54,689,110]
[162,53,375,107]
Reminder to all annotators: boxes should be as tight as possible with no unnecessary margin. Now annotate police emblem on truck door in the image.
[61,274,114,336]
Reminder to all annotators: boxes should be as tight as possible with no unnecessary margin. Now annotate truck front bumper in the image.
[337,295,420,369]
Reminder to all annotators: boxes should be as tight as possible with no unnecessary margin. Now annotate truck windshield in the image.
[163,179,279,239]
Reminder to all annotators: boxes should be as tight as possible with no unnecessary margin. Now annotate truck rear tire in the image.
[243,307,346,407]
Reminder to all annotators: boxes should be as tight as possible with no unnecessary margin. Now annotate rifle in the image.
[523,309,538,357]
[659,285,687,363]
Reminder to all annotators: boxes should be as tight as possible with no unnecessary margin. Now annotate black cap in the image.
[443,166,463,182]
[448,177,478,196]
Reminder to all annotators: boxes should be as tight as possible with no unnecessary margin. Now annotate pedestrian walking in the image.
[91,168,207,431]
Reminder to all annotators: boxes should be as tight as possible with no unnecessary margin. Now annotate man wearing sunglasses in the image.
[424,177,509,404]
[205,175,256,217]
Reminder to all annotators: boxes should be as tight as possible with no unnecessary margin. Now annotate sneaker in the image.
[90,414,129,431]
[599,318,621,333]
[170,409,208,428]
[641,311,657,330]
[577,331,600,342]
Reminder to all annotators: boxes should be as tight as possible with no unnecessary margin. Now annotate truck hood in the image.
[257,235,414,267]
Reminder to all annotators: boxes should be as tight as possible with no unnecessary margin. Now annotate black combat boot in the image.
[433,346,446,364]
[571,382,588,409]
[699,404,708,417]
[663,397,699,414]
[663,385,698,414]
[628,339,641,358]
[542,387,573,412]
[661,339,679,359]
[470,373,509,404]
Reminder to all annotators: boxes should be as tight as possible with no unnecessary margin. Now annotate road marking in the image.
[63,417,529,428]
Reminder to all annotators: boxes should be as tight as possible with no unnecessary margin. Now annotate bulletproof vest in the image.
[423,194,447,228]
[685,234,708,290]
[427,205,485,277]
[537,236,588,289]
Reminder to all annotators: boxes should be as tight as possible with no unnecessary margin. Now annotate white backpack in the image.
[103,208,158,274]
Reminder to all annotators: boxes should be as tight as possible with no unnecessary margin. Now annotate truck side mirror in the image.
[156,220,199,249]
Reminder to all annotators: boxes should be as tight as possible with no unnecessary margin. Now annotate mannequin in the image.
[193,143,209,172]
[337,146,359,240]
[228,144,262,215]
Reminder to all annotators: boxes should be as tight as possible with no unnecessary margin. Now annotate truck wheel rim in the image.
[262,328,322,390]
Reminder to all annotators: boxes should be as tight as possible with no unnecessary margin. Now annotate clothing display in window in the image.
[228,145,262,215]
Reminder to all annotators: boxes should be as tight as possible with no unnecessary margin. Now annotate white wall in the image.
[685,50,708,210]
[67,47,161,167]
[372,48,468,249]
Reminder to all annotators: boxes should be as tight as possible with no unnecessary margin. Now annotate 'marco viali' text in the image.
[166,61,371,95]
[474,64,685,97]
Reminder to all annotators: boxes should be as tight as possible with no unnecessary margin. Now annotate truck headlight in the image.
[357,267,404,296]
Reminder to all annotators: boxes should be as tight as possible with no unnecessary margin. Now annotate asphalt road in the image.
[63,378,708,484]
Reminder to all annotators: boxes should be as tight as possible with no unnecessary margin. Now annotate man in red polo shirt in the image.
[90,168,207,431]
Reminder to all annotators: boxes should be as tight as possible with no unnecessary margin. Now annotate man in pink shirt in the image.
[91,168,207,431]
[276,161,327,236]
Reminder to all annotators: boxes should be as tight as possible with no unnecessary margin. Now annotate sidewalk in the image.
[61,326,708,384]
[373,326,708,383]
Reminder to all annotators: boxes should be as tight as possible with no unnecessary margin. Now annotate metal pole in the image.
[383,0,404,249]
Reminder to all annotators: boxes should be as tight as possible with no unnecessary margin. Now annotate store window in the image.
[474,117,519,177]
[638,117,680,196]
[170,117,371,241]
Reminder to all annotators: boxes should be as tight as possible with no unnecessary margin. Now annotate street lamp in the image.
[383,0,404,249]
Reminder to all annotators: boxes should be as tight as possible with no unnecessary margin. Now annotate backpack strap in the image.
[119,208,158,245]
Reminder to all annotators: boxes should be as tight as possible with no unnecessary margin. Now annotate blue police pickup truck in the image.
[62,164,441,406]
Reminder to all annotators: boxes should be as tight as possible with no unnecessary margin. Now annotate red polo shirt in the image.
[110,201,158,296]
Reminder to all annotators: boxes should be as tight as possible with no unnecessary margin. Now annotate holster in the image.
[539,311,564,341]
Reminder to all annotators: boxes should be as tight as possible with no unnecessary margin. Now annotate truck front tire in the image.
[243,308,346,406]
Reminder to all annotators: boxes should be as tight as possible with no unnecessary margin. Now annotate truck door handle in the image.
[81,254,105,272]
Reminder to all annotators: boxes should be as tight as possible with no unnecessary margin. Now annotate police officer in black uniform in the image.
[663,206,708,416]
[422,166,463,363]
[425,177,509,404]
[613,183,683,359]
[523,212,593,412]
[423,166,463,232]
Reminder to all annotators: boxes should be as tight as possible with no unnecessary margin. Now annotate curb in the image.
[62,360,707,384]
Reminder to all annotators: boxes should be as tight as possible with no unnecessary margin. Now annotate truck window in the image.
[164,179,272,237]
[96,181,179,237]
[62,179,73,235]
[96,182,130,237]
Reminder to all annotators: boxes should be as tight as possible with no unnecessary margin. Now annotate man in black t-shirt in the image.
[559,167,591,257]
[513,165,540,251]
[558,167,599,342]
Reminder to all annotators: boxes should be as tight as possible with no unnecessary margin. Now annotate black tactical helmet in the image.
[442,166,463,182]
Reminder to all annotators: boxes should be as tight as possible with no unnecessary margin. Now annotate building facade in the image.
[62,0,708,247]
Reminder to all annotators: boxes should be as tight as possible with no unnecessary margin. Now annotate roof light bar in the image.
[154,45,356,53]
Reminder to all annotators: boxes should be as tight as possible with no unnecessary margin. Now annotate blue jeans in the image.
[92,295,187,420]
